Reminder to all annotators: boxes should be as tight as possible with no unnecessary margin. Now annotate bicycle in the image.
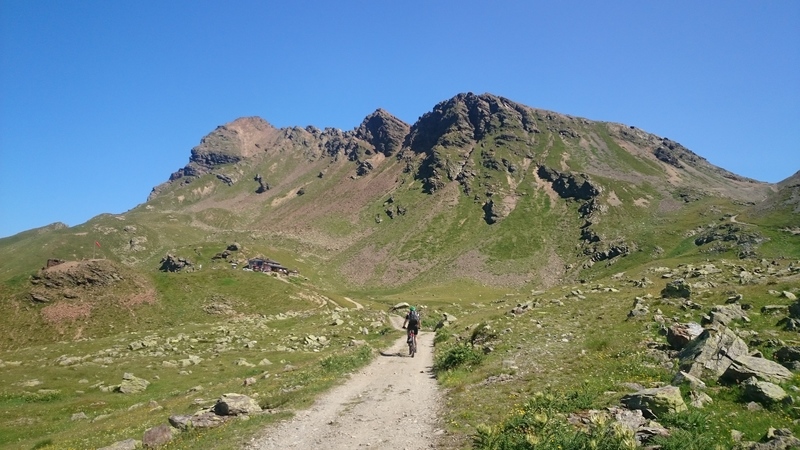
[406,328,417,357]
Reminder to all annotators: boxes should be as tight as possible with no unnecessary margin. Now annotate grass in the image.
[0,285,396,450]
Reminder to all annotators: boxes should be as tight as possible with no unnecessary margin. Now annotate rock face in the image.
[621,385,688,419]
[214,393,261,416]
[678,326,749,380]
[354,109,410,156]
[537,166,601,201]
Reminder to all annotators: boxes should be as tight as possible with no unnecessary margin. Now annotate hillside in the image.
[0,93,798,450]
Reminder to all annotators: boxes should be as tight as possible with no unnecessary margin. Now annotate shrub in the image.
[434,327,452,346]
[434,343,483,372]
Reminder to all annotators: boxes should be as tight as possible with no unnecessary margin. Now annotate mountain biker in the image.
[402,306,421,351]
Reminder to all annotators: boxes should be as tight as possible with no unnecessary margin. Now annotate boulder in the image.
[721,355,793,384]
[168,412,226,431]
[671,371,706,390]
[742,377,788,405]
[662,278,691,298]
[704,304,749,326]
[115,373,150,394]
[627,297,649,319]
[736,428,800,450]
[214,393,261,416]
[774,346,800,370]
[689,390,713,408]
[789,300,800,319]
[142,424,172,448]
[666,323,703,350]
[761,305,789,315]
[782,291,797,301]
[621,385,688,419]
[678,326,749,380]
[390,302,410,311]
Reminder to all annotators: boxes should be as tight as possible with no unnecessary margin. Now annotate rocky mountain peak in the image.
[405,92,538,154]
[354,109,409,156]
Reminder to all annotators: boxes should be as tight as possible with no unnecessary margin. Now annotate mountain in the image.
[134,92,774,288]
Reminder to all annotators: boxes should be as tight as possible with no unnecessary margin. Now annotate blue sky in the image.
[1,1,798,238]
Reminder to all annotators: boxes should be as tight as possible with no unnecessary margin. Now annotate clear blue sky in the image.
[1,1,798,238]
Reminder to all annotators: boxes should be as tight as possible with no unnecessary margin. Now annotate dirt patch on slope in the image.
[28,259,156,328]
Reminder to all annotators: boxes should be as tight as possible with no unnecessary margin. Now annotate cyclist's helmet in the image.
[409,306,416,311]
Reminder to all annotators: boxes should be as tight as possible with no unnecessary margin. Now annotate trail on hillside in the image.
[246,315,441,449]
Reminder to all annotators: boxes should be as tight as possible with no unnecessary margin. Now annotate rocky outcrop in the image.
[678,326,749,380]
[30,260,123,289]
[537,166,601,201]
[354,109,409,157]
[662,278,692,298]
[159,254,193,272]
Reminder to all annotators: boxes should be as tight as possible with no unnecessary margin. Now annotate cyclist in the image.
[402,306,421,353]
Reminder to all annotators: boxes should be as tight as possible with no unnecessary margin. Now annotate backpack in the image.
[408,310,420,326]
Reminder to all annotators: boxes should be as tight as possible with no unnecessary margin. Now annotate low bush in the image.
[434,343,483,372]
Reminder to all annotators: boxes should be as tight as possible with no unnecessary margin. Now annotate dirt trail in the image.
[246,315,441,449]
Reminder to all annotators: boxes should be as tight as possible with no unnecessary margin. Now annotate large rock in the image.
[678,326,749,380]
[115,373,150,394]
[671,371,706,390]
[721,355,793,384]
[774,346,800,370]
[742,377,788,405]
[736,428,800,450]
[169,412,227,431]
[142,424,172,448]
[662,278,692,298]
[621,385,688,419]
[666,322,703,350]
[704,304,749,326]
[789,300,800,319]
[214,393,261,416]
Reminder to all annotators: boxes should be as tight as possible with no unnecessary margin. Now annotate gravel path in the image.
[246,316,441,449]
